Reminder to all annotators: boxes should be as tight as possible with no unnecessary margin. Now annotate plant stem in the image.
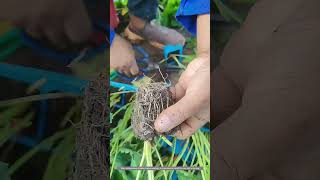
[145,141,154,180]
[136,146,146,180]
[154,144,167,180]
[0,93,79,107]
[8,129,71,175]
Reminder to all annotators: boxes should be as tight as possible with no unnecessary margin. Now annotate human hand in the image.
[110,34,139,76]
[0,0,92,48]
[154,56,210,139]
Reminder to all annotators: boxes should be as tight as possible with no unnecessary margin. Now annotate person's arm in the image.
[197,14,210,59]
[154,0,210,139]
[110,34,139,76]
[109,0,139,76]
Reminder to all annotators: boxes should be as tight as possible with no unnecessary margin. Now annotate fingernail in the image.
[155,115,171,133]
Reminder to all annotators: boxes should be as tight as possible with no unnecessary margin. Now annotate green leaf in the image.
[43,131,75,180]
[159,0,182,27]
[0,103,30,126]
[129,152,142,177]
[114,152,131,180]
[176,170,198,179]
[121,0,128,6]
[8,129,71,175]
[112,170,124,180]
[121,7,129,16]
[0,111,33,146]
[160,136,173,147]
[0,93,79,107]
[0,162,10,180]
[110,93,120,108]
[119,147,135,155]
[60,101,82,128]
[130,152,142,167]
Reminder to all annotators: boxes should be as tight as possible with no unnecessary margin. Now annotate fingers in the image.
[130,61,140,76]
[118,60,139,77]
[170,58,207,101]
[179,59,204,82]
[122,68,132,77]
[111,34,140,77]
[170,82,186,101]
[22,13,91,48]
[25,23,69,49]
[174,116,208,139]
[44,27,68,49]
[4,0,92,49]
[154,92,204,133]
[119,64,139,77]
[64,7,92,44]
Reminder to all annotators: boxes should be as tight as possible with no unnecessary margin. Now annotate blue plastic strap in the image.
[0,63,88,94]
[163,45,184,64]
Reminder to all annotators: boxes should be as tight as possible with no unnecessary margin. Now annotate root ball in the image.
[132,82,173,141]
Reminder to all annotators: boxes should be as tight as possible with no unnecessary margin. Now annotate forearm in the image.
[196,14,210,59]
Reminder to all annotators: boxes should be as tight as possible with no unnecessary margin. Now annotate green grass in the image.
[109,76,210,180]
[0,89,81,180]
[110,1,212,178]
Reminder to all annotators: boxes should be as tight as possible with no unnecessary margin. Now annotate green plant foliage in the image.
[158,0,182,28]
[0,103,33,146]
[176,170,202,180]
[0,162,10,180]
[0,93,78,107]
[42,130,75,180]
[114,0,129,8]
[110,77,210,180]
[114,0,129,17]
[8,129,71,176]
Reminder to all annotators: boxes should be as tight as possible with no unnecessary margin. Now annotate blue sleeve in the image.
[110,28,115,45]
[175,0,210,36]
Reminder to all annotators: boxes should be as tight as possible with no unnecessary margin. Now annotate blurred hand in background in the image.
[0,0,93,48]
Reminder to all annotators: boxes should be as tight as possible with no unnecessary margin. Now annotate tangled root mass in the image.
[132,82,173,141]
[70,73,109,180]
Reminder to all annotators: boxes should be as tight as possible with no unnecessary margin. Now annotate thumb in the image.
[154,92,203,133]
[130,60,139,75]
